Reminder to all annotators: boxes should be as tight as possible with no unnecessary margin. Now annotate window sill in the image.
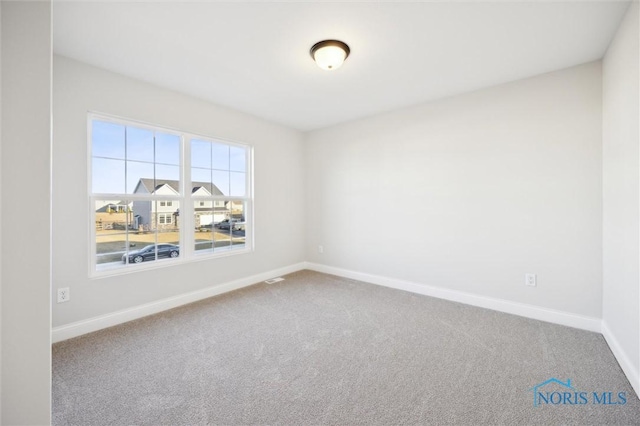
[90,245,253,280]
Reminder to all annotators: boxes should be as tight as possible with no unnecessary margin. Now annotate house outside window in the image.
[191,138,248,253]
[158,213,173,225]
[90,114,252,275]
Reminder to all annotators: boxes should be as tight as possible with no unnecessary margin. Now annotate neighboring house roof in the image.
[95,200,131,211]
[134,178,223,196]
[96,205,113,213]
[95,201,131,213]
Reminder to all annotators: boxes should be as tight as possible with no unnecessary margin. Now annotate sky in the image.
[92,120,246,196]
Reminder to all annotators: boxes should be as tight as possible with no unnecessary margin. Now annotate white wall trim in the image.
[304,262,602,333]
[51,262,305,343]
[602,321,640,398]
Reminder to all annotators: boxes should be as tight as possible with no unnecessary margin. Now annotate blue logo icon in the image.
[530,378,627,407]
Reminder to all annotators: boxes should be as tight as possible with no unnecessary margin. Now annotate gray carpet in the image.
[53,270,640,425]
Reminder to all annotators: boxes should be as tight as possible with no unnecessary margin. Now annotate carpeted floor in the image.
[53,270,640,425]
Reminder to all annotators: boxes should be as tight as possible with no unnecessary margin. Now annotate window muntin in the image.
[91,120,180,195]
[90,115,252,275]
[190,137,249,255]
[193,200,246,254]
[190,139,248,197]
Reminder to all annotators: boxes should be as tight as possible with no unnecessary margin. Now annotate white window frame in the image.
[88,112,254,277]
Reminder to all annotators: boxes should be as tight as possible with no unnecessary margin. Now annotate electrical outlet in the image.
[57,287,70,303]
[525,274,537,287]
[318,245,324,254]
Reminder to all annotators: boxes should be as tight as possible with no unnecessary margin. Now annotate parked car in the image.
[122,244,180,264]
[217,220,237,231]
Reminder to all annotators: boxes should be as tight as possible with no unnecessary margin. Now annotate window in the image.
[90,114,252,274]
[158,213,173,225]
[191,138,249,254]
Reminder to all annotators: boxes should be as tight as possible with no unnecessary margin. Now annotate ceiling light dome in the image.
[310,40,350,71]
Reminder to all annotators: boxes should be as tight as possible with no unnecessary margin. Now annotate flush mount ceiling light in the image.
[310,40,350,71]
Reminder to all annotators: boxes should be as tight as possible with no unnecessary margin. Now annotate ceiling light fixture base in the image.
[310,40,350,71]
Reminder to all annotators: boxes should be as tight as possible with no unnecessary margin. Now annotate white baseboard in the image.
[601,321,640,398]
[51,262,306,343]
[52,260,639,400]
[304,262,602,333]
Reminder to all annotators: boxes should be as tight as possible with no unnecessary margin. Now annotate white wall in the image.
[602,1,640,396]
[306,62,603,319]
[53,55,306,327]
[0,2,2,423]
[1,2,52,424]
[0,2,3,420]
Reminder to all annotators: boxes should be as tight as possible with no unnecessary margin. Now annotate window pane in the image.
[230,201,246,250]
[96,233,128,265]
[203,200,247,252]
[156,133,180,165]
[229,200,245,221]
[230,172,246,197]
[127,160,154,194]
[212,170,229,196]
[95,200,131,218]
[230,146,246,172]
[191,139,211,169]
[152,201,179,229]
[92,121,125,159]
[194,201,214,253]
[212,143,229,170]
[93,158,125,194]
[213,200,233,252]
[192,168,211,196]
[192,168,210,183]
[95,199,133,266]
[155,200,180,262]
[126,127,154,163]
[155,164,180,192]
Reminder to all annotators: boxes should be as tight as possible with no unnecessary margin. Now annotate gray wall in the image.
[1,1,52,424]
[602,0,640,395]
[52,56,306,327]
[306,62,603,318]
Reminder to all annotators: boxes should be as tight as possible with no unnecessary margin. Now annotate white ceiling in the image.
[53,1,630,131]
